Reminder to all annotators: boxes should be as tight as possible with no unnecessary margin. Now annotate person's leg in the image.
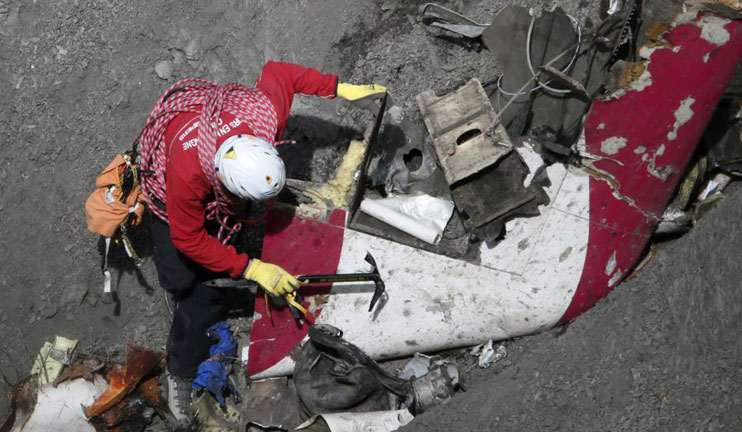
[166,280,226,376]
[149,217,226,377]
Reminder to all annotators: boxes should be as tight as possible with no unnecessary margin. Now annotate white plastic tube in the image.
[360,198,444,245]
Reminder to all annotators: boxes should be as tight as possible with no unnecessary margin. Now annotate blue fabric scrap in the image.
[192,321,238,407]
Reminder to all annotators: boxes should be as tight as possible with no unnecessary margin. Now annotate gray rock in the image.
[184,39,201,66]
[155,60,174,80]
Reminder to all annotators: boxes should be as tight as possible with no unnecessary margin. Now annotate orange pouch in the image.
[85,154,144,237]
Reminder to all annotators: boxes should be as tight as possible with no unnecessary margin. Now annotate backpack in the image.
[84,150,144,293]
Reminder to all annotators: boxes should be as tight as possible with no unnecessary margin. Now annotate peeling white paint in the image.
[575,130,588,155]
[638,45,660,60]
[598,123,606,130]
[605,251,617,276]
[630,67,653,92]
[670,5,732,47]
[634,146,646,154]
[667,97,696,141]
[601,137,627,155]
[642,144,673,181]
[703,52,710,63]
[638,44,680,60]
[696,14,731,46]
[608,268,623,287]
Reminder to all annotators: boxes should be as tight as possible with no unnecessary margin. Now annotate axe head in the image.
[364,252,386,312]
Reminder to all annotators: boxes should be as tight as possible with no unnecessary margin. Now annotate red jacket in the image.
[163,61,338,277]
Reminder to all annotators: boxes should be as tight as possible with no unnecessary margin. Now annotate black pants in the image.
[150,217,227,378]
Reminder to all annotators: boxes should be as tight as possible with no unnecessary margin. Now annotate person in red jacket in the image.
[136,61,386,421]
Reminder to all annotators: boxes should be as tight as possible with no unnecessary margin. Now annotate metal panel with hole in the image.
[417,78,513,185]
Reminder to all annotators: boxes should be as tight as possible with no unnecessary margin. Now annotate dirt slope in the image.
[403,187,742,431]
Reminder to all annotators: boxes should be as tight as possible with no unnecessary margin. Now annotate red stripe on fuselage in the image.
[247,209,346,376]
[559,14,742,323]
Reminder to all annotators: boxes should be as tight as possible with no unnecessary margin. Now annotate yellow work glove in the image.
[244,259,300,296]
[336,82,388,109]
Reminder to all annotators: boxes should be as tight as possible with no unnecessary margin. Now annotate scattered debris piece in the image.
[0,377,37,432]
[397,353,460,412]
[656,158,705,235]
[359,194,454,245]
[240,377,305,430]
[90,376,168,431]
[539,64,589,100]
[417,78,548,241]
[410,361,459,414]
[421,3,490,38]
[84,343,164,418]
[245,422,288,432]
[470,340,507,368]
[295,409,414,432]
[657,97,741,236]
[193,322,239,407]
[21,377,108,432]
[53,356,105,387]
[304,139,367,209]
[601,0,626,18]
[399,353,435,380]
[4,347,167,432]
[368,105,438,195]
[30,335,78,385]
[656,206,693,235]
[698,172,733,201]
[192,392,242,432]
[453,149,549,241]
[417,78,513,185]
[293,325,412,417]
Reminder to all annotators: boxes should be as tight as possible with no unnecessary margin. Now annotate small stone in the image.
[171,49,185,65]
[184,39,200,65]
[155,60,174,80]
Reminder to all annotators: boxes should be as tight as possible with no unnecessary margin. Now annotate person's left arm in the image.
[255,61,338,133]
[256,61,387,137]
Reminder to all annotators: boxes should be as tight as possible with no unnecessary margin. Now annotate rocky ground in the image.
[1,0,739,431]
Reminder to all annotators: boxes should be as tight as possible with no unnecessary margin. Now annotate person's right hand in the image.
[244,259,300,296]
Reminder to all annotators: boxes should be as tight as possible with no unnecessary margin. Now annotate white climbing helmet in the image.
[214,134,286,201]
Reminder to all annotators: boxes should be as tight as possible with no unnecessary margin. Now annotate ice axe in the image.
[204,252,386,313]
[297,252,385,313]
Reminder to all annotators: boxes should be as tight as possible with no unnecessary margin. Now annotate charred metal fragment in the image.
[417,79,513,185]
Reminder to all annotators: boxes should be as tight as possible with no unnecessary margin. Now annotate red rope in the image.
[136,79,278,243]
